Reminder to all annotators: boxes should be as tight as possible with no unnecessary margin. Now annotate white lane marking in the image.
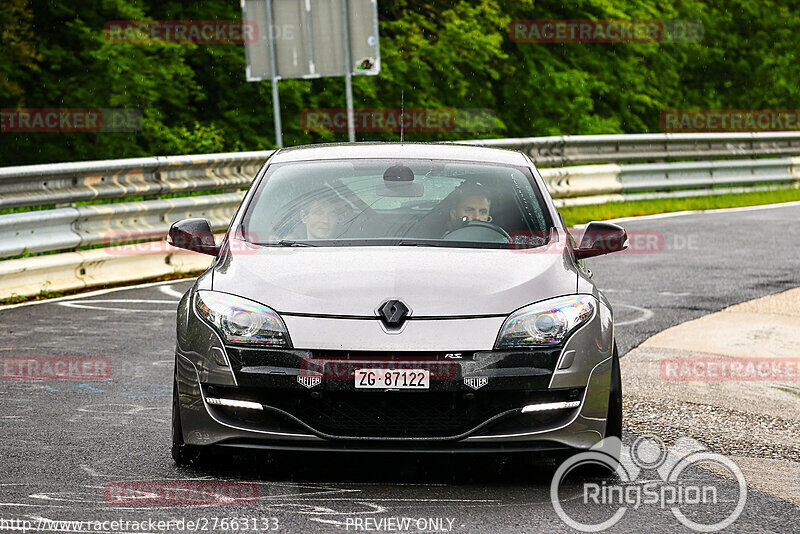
[57,299,179,313]
[0,278,195,311]
[604,199,800,224]
[272,502,387,515]
[614,303,654,326]
[282,497,500,503]
[158,285,186,299]
[58,299,178,304]
[79,465,108,478]
[77,403,161,415]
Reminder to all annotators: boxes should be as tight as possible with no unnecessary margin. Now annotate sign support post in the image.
[265,0,283,148]
[341,0,355,142]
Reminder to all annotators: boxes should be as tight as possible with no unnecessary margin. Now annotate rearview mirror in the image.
[574,221,628,259]
[167,218,219,256]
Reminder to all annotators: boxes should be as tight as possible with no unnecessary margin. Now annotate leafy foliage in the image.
[2,0,799,165]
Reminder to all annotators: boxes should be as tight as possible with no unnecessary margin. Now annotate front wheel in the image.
[171,376,203,466]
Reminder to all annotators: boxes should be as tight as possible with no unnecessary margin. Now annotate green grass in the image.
[559,186,800,226]
[0,289,64,305]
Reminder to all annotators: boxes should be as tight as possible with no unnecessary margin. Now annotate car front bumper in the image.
[174,290,615,453]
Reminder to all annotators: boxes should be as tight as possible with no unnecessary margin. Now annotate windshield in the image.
[241,158,554,249]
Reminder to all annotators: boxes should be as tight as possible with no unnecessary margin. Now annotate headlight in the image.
[496,295,595,348]
[194,290,290,346]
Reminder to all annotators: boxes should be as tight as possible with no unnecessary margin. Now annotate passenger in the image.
[300,197,341,239]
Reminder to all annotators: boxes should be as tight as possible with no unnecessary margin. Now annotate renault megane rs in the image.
[168,143,627,465]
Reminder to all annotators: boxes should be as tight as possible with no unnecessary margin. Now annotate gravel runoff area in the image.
[621,287,800,506]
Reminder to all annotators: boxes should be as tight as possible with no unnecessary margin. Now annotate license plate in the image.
[355,368,430,389]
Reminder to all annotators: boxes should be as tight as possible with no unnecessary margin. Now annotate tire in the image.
[171,376,203,466]
[605,343,623,440]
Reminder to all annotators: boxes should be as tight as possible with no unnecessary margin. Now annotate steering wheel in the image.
[442,220,511,243]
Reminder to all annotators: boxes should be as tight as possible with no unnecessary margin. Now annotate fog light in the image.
[521,400,580,413]
[206,397,263,410]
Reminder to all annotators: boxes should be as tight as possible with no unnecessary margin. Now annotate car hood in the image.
[212,241,578,317]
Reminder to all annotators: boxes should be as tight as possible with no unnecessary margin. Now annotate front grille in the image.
[207,386,581,439]
[295,392,491,437]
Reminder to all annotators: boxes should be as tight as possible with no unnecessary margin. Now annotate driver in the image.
[444,185,492,236]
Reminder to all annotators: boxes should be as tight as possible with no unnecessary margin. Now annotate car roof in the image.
[268,142,529,166]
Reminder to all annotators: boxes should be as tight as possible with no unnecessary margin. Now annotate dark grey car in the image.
[168,143,628,465]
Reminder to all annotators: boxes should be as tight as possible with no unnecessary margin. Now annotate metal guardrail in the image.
[0,151,270,210]
[0,192,244,258]
[458,132,800,166]
[618,158,798,191]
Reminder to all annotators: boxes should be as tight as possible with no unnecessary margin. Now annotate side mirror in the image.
[167,218,219,256]
[574,221,628,259]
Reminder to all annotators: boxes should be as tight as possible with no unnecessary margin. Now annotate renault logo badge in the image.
[377,299,410,328]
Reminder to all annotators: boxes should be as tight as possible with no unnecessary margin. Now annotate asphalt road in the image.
[0,203,798,533]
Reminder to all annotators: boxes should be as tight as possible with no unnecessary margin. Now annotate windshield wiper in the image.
[260,240,317,247]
